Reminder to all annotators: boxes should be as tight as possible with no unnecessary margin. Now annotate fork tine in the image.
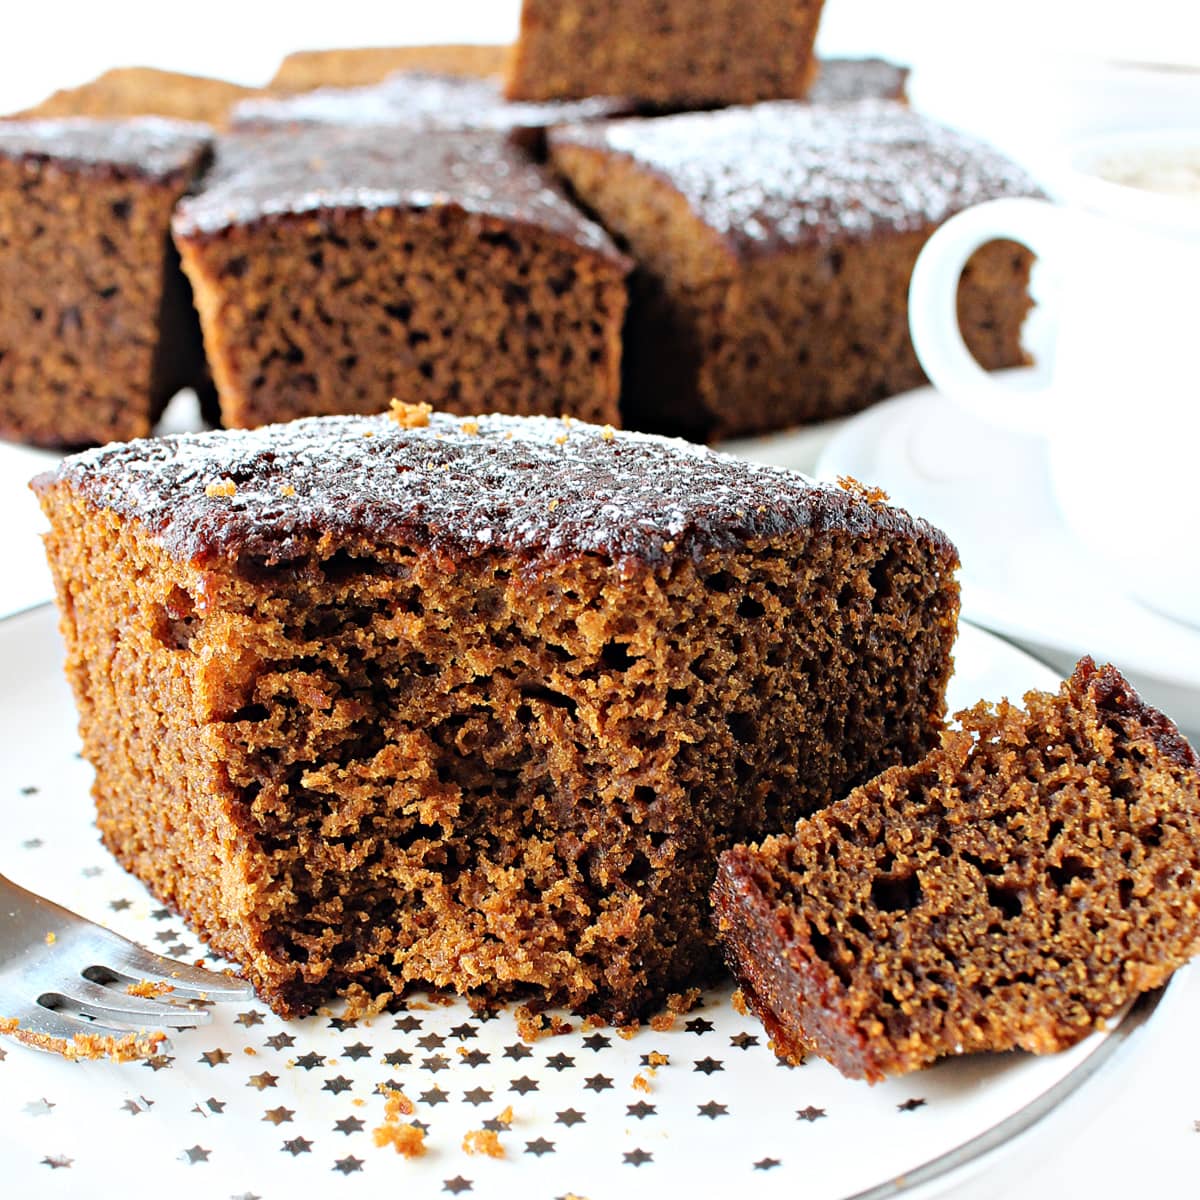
[3,1002,171,1056]
[42,979,212,1029]
[97,941,254,1002]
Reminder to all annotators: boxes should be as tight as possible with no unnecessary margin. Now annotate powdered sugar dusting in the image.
[231,71,634,137]
[37,412,950,571]
[552,100,1040,256]
[172,127,622,259]
[0,116,211,179]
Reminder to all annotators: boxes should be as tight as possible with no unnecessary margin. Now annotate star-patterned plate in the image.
[0,604,1169,1199]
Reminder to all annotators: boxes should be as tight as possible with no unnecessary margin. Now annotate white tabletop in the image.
[1,4,1197,1196]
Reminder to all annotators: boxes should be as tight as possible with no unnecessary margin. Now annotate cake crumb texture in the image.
[35,411,959,1021]
[714,657,1200,1081]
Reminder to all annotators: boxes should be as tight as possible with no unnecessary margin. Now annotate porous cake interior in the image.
[552,140,1033,439]
[41,483,957,1019]
[507,0,823,105]
[715,660,1200,1081]
[0,159,202,447]
[178,207,627,430]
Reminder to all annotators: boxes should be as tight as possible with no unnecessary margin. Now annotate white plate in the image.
[810,371,1200,740]
[0,605,1169,1199]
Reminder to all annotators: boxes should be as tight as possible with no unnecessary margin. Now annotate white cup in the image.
[909,129,1200,629]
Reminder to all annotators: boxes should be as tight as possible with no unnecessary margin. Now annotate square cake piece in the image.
[229,71,637,159]
[0,117,212,447]
[550,100,1040,440]
[714,659,1200,1081]
[172,127,630,431]
[35,411,960,1019]
[506,0,825,106]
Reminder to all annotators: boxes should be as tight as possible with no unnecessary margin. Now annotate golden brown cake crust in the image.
[269,45,512,93]
[7,67,259,126]
[35,413,960,1021]
[714,658,1200,1082]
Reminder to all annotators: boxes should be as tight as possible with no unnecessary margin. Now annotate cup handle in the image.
[909,196,1064,435]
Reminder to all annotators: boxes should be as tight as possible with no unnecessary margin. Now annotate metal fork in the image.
[0,872,252,1054]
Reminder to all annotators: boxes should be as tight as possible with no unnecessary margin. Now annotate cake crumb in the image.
[380,1087,414,1115]
[44,931,56,945]
[515,1005,573,1042]
[279,483,296,497]
[646,1051,669,1067]
[649,1013,676,1032]
[731,988,749,1015]
[631,1072,652,1092]
[662,540,676,553]
[373,1122,426,1157]
[244,1046,257,1056]
[461,419,481,435]
[495,1105,514,1127]
[373,1088,423,1156]
[601,425,616,441]
[548,499,559,512]
[205,479,237,498]
[462,1128,505,1158]
[555,433,568,445]
[388,398,432,428]
[666,988,702,1015]
[0,1016,167,1063]
[617,1023,639,1040]
[837,474,889,505]
[126,979,174,999]
[341,982,393,1021]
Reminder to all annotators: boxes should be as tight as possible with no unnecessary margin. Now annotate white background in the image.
[0,0,1197,116]
[1,2,1199,1196]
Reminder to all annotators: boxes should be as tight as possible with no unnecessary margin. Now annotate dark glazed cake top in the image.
[0,116,213,180]
[34,412,957,573]
[230,70,635,135]
[550,100,1041,257]
[806,57,909,105]
[172,126,623,257]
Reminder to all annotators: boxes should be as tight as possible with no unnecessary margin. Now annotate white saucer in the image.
[809,371,1200,738]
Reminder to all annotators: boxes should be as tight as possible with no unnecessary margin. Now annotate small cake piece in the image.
[172,127,630,430]
[506,0,825,106]
[714,658,1200,1082]
[807,57,909,106]
[8,67,259,126]
[550,101,1039,439]
[0,117,212,447]
[269,45,512,93]
[34,414,960,1019]
[229,71,636,159]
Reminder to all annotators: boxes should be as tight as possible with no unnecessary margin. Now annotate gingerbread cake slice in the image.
[269,45,512,93]
[0,117,212,447]
[714,658,1200,1082]
[229,71,636,159]
[506,0,826,106]
[550,100,1039,440]
[172,127,630,431]
[34,412,959,1019]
